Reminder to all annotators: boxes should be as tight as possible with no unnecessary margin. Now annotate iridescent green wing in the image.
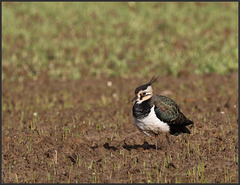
[153,95,184,125]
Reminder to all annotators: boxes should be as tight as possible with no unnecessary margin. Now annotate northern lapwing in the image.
[131,76,193,150]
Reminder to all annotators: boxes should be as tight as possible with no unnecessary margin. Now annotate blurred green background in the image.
[2,2,238,82]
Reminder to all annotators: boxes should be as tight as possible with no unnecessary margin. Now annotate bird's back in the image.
[152,94,193,135]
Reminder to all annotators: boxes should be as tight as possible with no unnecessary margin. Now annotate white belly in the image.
[134,105,170,136]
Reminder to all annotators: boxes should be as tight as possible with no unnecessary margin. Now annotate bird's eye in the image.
[142,92,146,95]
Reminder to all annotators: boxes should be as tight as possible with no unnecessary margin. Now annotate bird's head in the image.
[131,75,159,104]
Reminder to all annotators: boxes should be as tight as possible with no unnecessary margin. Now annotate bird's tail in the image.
[184,119,194,126]
[170,119,194,136]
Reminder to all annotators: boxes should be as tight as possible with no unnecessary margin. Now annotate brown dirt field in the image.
[2,72,238,183]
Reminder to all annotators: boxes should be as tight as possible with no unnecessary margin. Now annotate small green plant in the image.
[46,173,51,182]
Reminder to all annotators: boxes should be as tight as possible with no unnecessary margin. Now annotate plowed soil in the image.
[2,72,238,183]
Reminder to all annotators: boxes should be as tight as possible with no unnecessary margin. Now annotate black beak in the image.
[131,96,138,102]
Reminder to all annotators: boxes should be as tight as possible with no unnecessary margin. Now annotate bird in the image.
[131,75,193,151]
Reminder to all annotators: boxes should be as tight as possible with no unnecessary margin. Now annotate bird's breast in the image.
[133,106,170,134]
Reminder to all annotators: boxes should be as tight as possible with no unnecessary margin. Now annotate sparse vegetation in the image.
[2,2,238,82]
[2,2,238,183]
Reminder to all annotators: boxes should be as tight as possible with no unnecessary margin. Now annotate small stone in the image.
[107,81,112,87]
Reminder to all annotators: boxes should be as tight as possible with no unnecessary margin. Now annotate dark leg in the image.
[155,134,158,151]
[165,132,171,145]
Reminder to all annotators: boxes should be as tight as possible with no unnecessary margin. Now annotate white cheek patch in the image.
[136,94,152,103]
[135,86,153,103]
[145,86,153,92]
[136,100,143,104]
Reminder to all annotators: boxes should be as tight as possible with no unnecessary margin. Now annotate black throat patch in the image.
[132,98,153,119]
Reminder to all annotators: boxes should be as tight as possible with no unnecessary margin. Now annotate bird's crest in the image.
[148,75,160,85]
